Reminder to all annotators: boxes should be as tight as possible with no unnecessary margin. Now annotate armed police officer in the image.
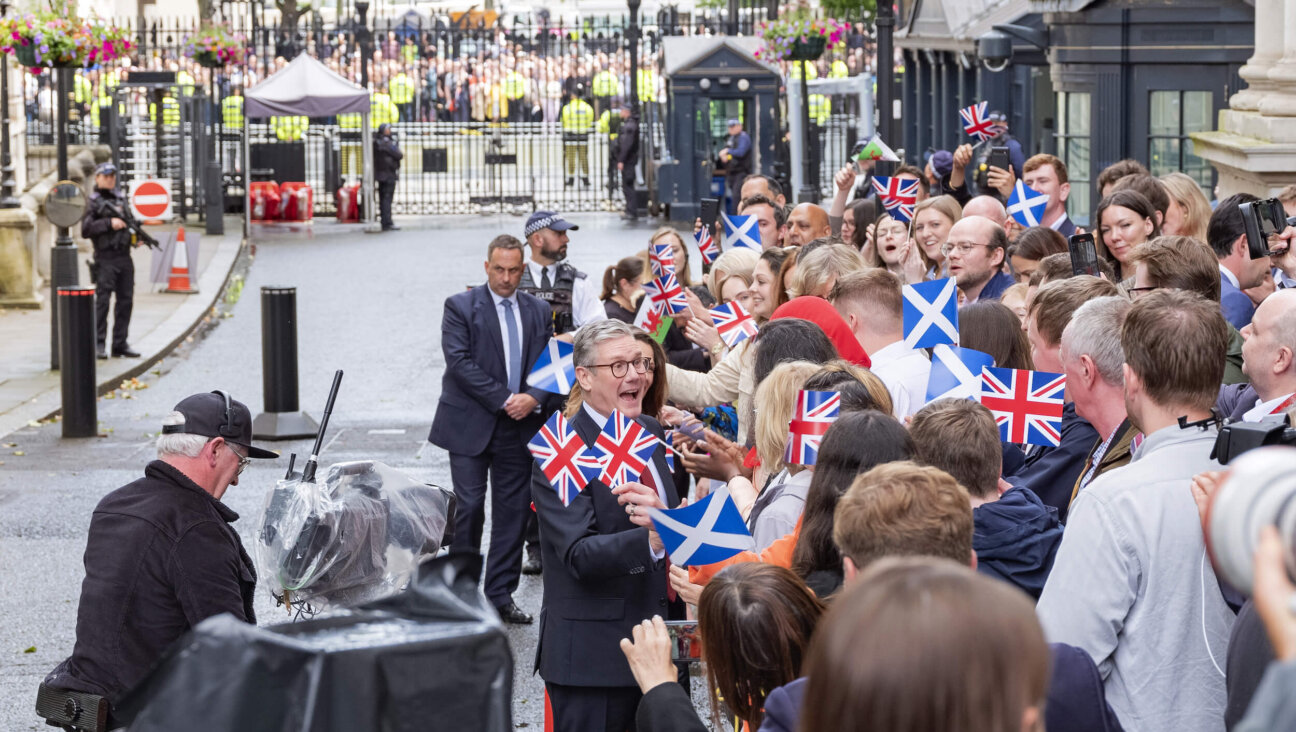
[81,163,139,359]
[375,122,403,231]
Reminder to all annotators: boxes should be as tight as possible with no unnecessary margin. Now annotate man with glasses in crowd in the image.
[44,391,277,718]
[944,215,1015,304]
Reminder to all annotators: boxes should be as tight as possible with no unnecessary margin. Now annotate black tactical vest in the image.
[519,261,584,334]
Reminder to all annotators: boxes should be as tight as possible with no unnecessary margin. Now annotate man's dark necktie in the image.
[540,266,552,289]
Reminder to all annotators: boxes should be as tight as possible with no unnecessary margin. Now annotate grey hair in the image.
[1061,296,1131,386]
[573,319,636,368]
[156,411,209,459]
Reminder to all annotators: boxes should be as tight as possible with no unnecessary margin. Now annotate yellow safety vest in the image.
[596,110,618,138]
[809,94,830,125]
[504,71,526,101]
[636,68,657,103]
[272,115,308,141]
[592,71,621,98]
[149,96,181,127]
[371,93,398,125]
[177,70,195,97]
[789,62,819,81]
[829,60,849,78]
[561,99,594,134]
[221,96,243,127]
[73,74,92,104]
[389,74,415,104]
[401,43,418,64]
[338,111,361,129]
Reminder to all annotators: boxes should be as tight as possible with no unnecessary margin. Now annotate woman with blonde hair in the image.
[1159,172,1211,241]
[748,360,822,550]
[647,225,696,287]
[911,195,962,277]
[704,247,760,307]
[787,243,866,299]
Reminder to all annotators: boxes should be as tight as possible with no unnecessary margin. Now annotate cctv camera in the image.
[977,30,1012,72]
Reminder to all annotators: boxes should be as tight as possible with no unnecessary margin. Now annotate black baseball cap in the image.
[524,210,579,237]
[162,391,278,459]
[95,162,118,176]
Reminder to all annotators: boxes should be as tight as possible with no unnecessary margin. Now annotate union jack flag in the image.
[960,101,995,142]
[708,300,758,349]
[592,409,661,487]
[871,176,920,223]
[664,431,675,472]
[528,412,604,507]
[695,227,720,265]
[979,366,1067,447]
[784,390,841,466]
[643,271,689,315]
[649,241,676,279]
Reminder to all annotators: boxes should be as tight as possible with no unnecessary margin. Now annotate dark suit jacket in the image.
[532,407,681,688]
[976,270,1016,302]
[1221,273,1257,331]
[1007,402,1098,524]
[427,285,556,455]
[636,682,707,732]
[1054,215,1077,238]
[1218,383,1261,422]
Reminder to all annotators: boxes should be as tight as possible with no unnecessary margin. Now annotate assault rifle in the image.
[90,195,160,250]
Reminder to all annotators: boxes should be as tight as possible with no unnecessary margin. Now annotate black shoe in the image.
[112,346,141,358]
[382,224,400,231]
[495,601,533,625]
[522,553,543,575]
[581,177,591,188]
[96,346,108,360]
[564,177,574,188]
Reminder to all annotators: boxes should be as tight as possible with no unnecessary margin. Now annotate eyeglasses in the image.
[1127,285,1159,299]
[589,357,654,377]
[940,241,992,256]
[227,443,251,475]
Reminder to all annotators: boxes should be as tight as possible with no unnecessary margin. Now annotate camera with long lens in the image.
[1239,197,1296,260]
[1212,417,1296,465]
[1205,446,1296,595]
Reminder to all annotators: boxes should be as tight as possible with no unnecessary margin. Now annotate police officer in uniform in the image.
[516,210,607,573]
[81,163,140,360]
[718,118,753,214]
[374,123,403,231]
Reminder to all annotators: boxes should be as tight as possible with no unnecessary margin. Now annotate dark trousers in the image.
[447,418,532,607]
[621,164,637,218]
[546,682,641,732]
[94,255,133,350]
[726,172,748,215]
[377,180,396,227]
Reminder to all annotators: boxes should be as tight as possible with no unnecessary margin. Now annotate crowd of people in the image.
[429,142,1296,732]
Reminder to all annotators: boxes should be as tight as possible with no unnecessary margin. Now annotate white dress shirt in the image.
[489,288,525,402]
[582,402,669,561]
[1243,392,1296,422]
[1220,264,1240,290]
[868,340,933,418]
[528,260,607,328]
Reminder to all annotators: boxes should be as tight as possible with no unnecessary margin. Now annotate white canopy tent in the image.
[241,54,375,233]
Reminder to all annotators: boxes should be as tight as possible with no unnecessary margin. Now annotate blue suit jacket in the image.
[1221,273,1256,330]
[1006,402,1098,524]
[427,285,556,456]
[977,270,1016,303]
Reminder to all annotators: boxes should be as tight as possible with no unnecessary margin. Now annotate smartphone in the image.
[1069,233,1101,278]
[986,146,1010,175]
[1240,198,1292,259]
[665,620,702,661]
[700,197,721,231]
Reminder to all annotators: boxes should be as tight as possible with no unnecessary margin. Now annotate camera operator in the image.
[43,392,277,721]
[81,162,139,360]
[1217,290,1296,422]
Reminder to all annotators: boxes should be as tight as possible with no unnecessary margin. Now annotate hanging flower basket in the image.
[787,36,827,62]
[183,25,246,68]
[755,14,849,63]
[0,13,132,72]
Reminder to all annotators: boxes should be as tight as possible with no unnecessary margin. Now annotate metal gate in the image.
[108,82,212,219]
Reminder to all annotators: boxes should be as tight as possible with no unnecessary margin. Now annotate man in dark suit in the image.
[429,234,556,624]
[1217,289,1296,421]
[532,319,680,732]
[1209,193,1272,329]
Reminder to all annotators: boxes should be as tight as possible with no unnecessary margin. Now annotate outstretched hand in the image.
[619,616,678,694]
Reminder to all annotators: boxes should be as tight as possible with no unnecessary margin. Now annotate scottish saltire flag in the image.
[643,271,690,315]
[960,101,995,141]
[871,176,920,223]
[708,300,758,349]
[723,213,761,251]
[528,412,603,507]
[633,299,673,343]
[592,409,660,487]
[980,367,1067,447]
[925,344,995,403]
[649,241,676,279]
[1007,180,1049,227]
[527,338,576,395]
[695,227,720,265]
[784,390,841,466]
[855,134,899,163]
[645,484,755,567]
[903,278,959,349]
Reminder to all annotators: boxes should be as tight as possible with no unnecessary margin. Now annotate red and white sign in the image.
[129,179,172,221]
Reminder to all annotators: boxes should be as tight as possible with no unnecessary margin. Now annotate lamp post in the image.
[627,0,642,218]
[875,0,895,151]
[50,67,79,369]
[796,59,816,204]
[0,0,17,208]
[355,0,371,91]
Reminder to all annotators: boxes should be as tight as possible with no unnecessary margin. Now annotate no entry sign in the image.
[129,179,172,221]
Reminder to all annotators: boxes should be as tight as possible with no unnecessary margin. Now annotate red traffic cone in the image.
[165,226,197,294]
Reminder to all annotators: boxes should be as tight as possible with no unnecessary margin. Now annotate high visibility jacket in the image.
[561,98,594,134]
[829,60,849,78]
[149,96,181,127]
[789,62,818,81]
[371,93,399,125]
[503,71,527,101]
[636,68,657,103]
[809,94,830,125]
[595,109,619,138]
[73,74,92,104]
[400,43,418,64]
[221,95,244,127]
[177,70,195,96]
[271,115,308,141]
[389,73,415,104]
[338,111,362,129]
[591,70,621,98]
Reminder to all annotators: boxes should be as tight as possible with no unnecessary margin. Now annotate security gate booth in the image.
[655,37,781,224]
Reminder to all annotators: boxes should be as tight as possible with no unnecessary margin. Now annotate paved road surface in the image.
[0,215,711,730]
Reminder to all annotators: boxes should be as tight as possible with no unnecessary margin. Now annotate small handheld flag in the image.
[1007,180,1049,227]
[980,367,1066,447]
[643,271,690,315]
[527,338,576,395]
[634,299,674,343]
[960,101,995,142]
[903,278,959,349]
[645,484,755,567]
[708,300,758,349]
[695,227,720,265]
[784,390,841,466]
[592,409,660,487]
[722,213,761,251]
[925,344,995,403]
[649,241,676,279]
[871,176,920,223]
[528,412,604,507]
[855,134,900,163]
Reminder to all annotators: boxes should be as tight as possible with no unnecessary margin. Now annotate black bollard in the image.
[58,286,97,437]
[252,286,319,440]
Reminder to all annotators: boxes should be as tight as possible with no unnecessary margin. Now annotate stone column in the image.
[1260,1,1296,117]
[1232,0,1284,111]
[0,206,39,308]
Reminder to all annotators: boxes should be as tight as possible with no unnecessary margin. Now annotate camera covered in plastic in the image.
[1206,446,1296,596]
[255,460,455,610]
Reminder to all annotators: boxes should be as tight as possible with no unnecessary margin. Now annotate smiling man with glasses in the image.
[943,215,1015,305]
[44,391,276,722]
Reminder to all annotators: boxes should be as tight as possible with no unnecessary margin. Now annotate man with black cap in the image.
[374,122,403,231]
[44,391,276,714]
[81,162,140,359]
[718,118,752,213]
